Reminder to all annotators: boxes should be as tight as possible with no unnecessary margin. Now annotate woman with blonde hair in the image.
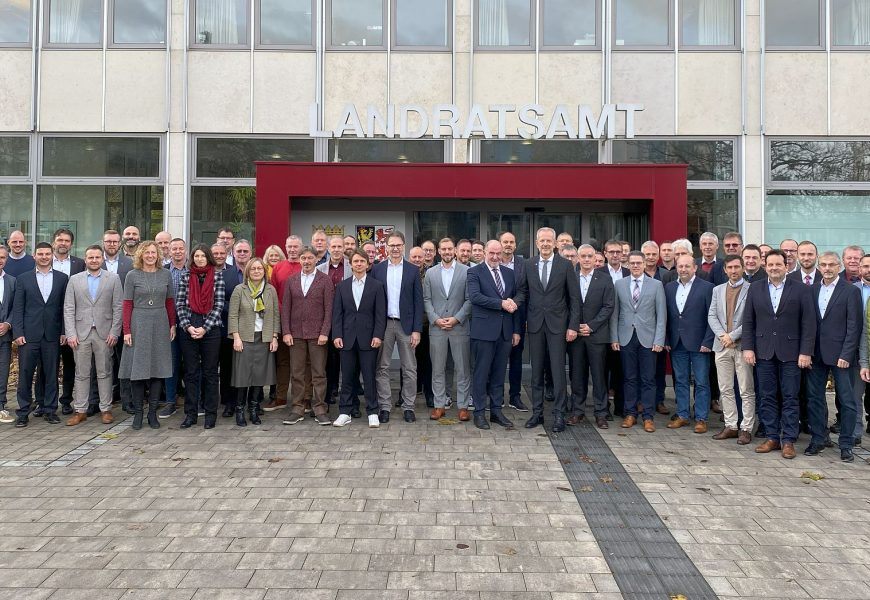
[263,245,286,282]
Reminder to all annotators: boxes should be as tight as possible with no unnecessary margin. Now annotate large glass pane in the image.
[38,185,164,255]
[196,138,314,179]
[49,0,101,44]
[765,0,821,47]
[478,0,531,47]
[194,0,248,45]
[687,189,738,252]
[480,139,598,163]
[612,139,734,181]
[770,140,870,182]
[191,186,255,247]
[681,0,735,46]
[331,0,383,47]
[43,137,160,178]
[615,0,669,46]
[415,211,479,247]
[588,213,649,252]
[395,0,447,47]
[328,139,444,163]
[766,191,870,251]
[113,0,166,44]
[487,213,531,258]
[0,0,30,44]
[0,185,34,249]
[833,0,870,46]
[543,0,596,47]
[534,214,581,244]
[0,136,29,177]
[260,0,312,46]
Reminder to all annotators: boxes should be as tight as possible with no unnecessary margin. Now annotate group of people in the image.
[0,225,868,463]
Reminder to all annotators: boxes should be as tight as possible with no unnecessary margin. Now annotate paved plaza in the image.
[0,385,868,600]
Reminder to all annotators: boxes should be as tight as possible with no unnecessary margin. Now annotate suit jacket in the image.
[708,281,750,352]
[332,276,386,349]
[576,269,614,344]
[63,270,123,340]
[0,272,16,342]
[422,262,471,335]
[660,268,678,286]
[742,278,816,362]
[316,258,352,282]
[102,254,134,286]
[467,263,521,342]
[665,277,715,351]
[228,283,280,342]
[11,269,69,342]
[596,265,630,281]
[371,259,423,335]
[745,268,767,283]
[609,275,666,348]
[219,263,242,338]
[787,269,821,286]
[695,258,727,286]
[518,254,581,335]
[812,278,862,366]
[55,255,85,277]
[281,270,335,340]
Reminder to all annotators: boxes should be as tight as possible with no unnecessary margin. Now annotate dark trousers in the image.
[605,346,624,413]
[35,342,74,407]
[568,338,608,417]
[17,340,60,418]
[756,357,801,444]
[528,329,568,418]
[178,327,221,420]
[471,338,511,416]
[620,333,656,421]
[0,340,10,408]
[219,337,235,408]
[416,329,433,402]
[326,342,341,400]
[339,342,378,416]
[508,334,525,402]
[807,362,856,450]
[132,378,163,410]
[655,350,667,407]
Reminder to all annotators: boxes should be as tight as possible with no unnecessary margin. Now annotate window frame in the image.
[473,0,536,52]
[107,0,168,48]
[831,0,870,51]
[766,137,870,190]
[255,0,316,50]
[0,134,33,182]
[611,0,675,51]
[326,0,388,51]
[38,134,165,185]
[0,0,33,48]
[764,0,825,51]
[191,134,316,185]
[43,0,104,49]
[189,0,252,50]
[610,136,738,185]
[540,0,601,51]
[678,0,740,51]
[390,0,452,52]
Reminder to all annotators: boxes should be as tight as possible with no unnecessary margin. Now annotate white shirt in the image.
[487,263,506,294]
[818,277,838,318]
[352,275,366,309]
[386,260,403,318]
[608,264,624,283]
[675,276,695,313]
[301,271,316,296]
[538,256,552,288]
[36,269,53,302]
[800,269,816,285]
[578,270,593,301]
[52,256,71,276]
[104,255,119,274]
[629,276,644,305]
[0,271,4,303]
[440,261,455,296]
[768,279,784,312]
[252,296,264,333]
[501,256,516,270]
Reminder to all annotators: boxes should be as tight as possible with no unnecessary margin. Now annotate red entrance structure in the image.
[254,162,688,252]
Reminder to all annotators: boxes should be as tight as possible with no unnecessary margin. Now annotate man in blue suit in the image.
[467,240,522,430]
[371,231,423,423]
[664,255,715,433]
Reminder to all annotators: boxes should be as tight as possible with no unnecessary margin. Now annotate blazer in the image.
[787,269,821,286]
[11,269,69,342]
[422,262,472,334]
[596,265,630,281]
[371,259,423,335]
[281,270,335,340]
[518,254,581,335]
[708,281,750,352]
[664,277,715,351]
[331,276,387,348]
[467,262,522,342]
[102,254,134,286]
[63,270,123,340]
[227,283,280,342]
[316,258,352,282]
[695,258,727,286]
[576,269,614,344]
[742,278,816,362]
[856,281,870,369]
[811,277,862,366]
[745,268,767,284]
[218,263,242,338]
[609,275,667,348]
[56,255,86,277]
[0,272,16,342]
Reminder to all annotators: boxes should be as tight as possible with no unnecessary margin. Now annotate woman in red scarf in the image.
[175,243,226,429]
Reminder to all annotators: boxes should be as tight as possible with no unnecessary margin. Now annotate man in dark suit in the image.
[696,232,727,286]
[741,245,767,283]
[568,244,614,429]
[467,240,521,430]
[664,255,715,433]
[499,231,529,412]
[11,242,69,427]
[0,247,16,424]
[212,243,241,417]
[371,231,423,423]
[517,227,581,432]
[331,250,386,428]
[787,240,820,286]
[743,250,816,459]
[804,251,862,462]
[598,239,630,417]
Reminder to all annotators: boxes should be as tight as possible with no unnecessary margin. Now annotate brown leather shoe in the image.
[782,442,796,459]
[755,439,782,453]
[643,419,656,433]
[262,399,287,411]
[621,415,636,428]
[656,404,670,415]
[596,416,608,429]
[66,412,87,426]
[694,420,708,434]
[458,409,470,421]
[566,415,583,426]
[711,400,722,414]
[737,430,752,445]
[101,411,114,424]
[430,408,445,420]
[667,417,690,429]
[712,427,738,440]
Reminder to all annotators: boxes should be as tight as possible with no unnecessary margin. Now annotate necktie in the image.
[541,259,549,289]
[804,274,811,285]
[632,279,640,308]
[492,268,504,298]
[702,262,713,273]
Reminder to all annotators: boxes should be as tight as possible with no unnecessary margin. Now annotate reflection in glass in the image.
[415,212,479,247]
[766,191,870,250]
[191,186,256,247]
[765,0,820,46]
[260,0,312,45]
[681,0,735,46]
[49,0,101,44]
[43,138,160,178]
[615,0,669,46]
[612,140,734,181]
[0,185,34,248]
[0,136,29,177]
[480,140,598,164]
[395,0,447,46]
[331,0,383,46]
[0,0,30,43]
[833,0,870,46]
[543,0,596,46]
[687,189,738,250]
[487,213,531,258]
[588,213,649,252]
[196,138,314,179]
[195,0,248,45]
[328,139,445,163]
[113,0,165,44]
[479,0,531,46]
[770,141,870,183]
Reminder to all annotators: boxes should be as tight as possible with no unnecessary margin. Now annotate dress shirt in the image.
[800,269,815,285]
[607,264,624,283]
[487,263,505,295]
[675,276,695,313]
[252,297,264,333]
[300,271,316,296]
[386,260,403,318]
[104,256,119,274]
[168,263,188,296]
[0,271,4,305]
[630,276,644,296]
[860,282,870,308]
[441,261,455,296]
[501,257,516,270]
[578,270,593,301]
[36,269,53,303]
[87,272,102,302]
[52,256,71,276]
[352,275,366,309]
[818,277,838,318]
[768,279,784,313]
[538,256,552,288]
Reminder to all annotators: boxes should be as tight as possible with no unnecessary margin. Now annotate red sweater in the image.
[271,260,302,306]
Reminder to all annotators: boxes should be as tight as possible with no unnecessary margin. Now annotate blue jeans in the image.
[620,333,656,421]
[807,361,856,450]
[756,357,801,444]
[670,342,711,422]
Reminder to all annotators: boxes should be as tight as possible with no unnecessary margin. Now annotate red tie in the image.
[804,274,811,285]
[702,262,713,273]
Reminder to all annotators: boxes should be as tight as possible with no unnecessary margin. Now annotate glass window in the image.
[687,189,738,249]
[395,0,448,47]
[190,186,256,247]
[487,213,531,258]
[112,0,166,45]
[0,186,34,248]
[48,0,101,45]
[0,0,31,44]
[195,138,314,179]
[611,139,734,181]
[770,140,870,182]
[766,191,870,250]
[614,0,670,47]
[833,0,870,47]
[42,137,160,178]
[477,0,532,47]
[542,0,596,47]
[259,0,313,46]
[681,0,736,47]
[328,139,445,163]
[330,0,384,47]
[480,139,598,163]
[194,0,248,45]
[765,0,821,47]
[588,213,649,252]
[0,137,30,177]
[415,211,479,247]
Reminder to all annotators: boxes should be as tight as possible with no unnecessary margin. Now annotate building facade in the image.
[1,0,869,256]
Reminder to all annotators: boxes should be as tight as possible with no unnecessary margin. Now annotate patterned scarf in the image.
[248,280,265,314]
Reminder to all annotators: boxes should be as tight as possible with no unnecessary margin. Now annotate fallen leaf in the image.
[556,486,572,492]
[670,595,688,600]
[171,457,187,462]
[560,459,572,464]
[599,475,613,483]
[696,487,711,493]
[437,418,458,425]
[502,547,517,555]
[267,458,282,463]
[579,454,596,464]
[536,433,548,437]
[456,543,469,549]
[98,432,119,440]
[579,486,593,492]
[800,471,824,481]
[134,449,145,454]
[616,433,627,437]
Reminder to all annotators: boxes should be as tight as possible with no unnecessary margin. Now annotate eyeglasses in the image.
[781,249,797,254]
[387,244,403,249]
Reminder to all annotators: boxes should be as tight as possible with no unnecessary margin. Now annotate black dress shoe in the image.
[204,415,216,429]
[823,437,835,448]
[350,407,362,418]
[425,398,435,409]
[509,398,529,412]
[605,413,614,421]
[86,405,99,417]
[800,422,812,434]
[379,410,390,423]
[595,416,609,429]
[524,414,544,429]
[866,420,870,434]
[222,406,234,418]
[32,407,44,417]
[60,405,73,416]
[854,437,862,447]
[803,444,824,456]
[841,448,854,462]
[44,413,60,424]
[474,414,490,430]
[404,410,416,423]
[829,420,841,434]
[490,413,514,428]
[180,416,197,428]
[15,416,28,428]
[552,417,566,433]
[394,398,402,408]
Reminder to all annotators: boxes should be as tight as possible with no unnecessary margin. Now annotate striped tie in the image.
[632,279,640,308]
[492,268,505,298]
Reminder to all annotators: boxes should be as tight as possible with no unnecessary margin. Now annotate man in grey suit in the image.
[63,245,123,426]
[0,246,15,424]
[423,238,472,421]
[610,251,666,432]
